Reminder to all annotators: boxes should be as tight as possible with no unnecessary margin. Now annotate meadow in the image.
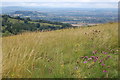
[2,22,118,78]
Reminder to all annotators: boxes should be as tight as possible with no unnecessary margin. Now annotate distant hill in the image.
[9,11,48,17]
[2,7,117,24]
[1,15,73,36]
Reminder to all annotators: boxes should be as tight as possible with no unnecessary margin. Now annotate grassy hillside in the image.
[2,23,118,78]
[2,15,72,36]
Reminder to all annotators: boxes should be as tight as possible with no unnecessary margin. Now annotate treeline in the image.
[2,15,73,36]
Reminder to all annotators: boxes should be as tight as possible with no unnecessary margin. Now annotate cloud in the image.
[2,2,118,8]
[2,0,119,2]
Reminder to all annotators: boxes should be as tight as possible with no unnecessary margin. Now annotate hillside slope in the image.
[2,23,118,78]
[2,15,72,36]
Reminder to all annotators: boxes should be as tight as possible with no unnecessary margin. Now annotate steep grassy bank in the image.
[2,23,118,78]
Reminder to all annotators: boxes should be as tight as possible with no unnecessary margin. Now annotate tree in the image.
[26,18,31,21]
[24,20,28,24]
[15,16,21,20]
[62,23,72,28]
[35,23,40,28]
[2,15,8,22]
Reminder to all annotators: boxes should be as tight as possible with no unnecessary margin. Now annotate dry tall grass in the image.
[2,23,118,78]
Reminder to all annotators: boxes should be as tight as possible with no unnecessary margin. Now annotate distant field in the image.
[2,23,118,78]
[8,18,62,27]
[71,23,99,27]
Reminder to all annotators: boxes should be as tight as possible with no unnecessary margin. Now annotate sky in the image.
[2,0,119,2]
[1,0,119,8]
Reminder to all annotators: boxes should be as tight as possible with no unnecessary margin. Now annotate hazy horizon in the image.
[1,1,118,8]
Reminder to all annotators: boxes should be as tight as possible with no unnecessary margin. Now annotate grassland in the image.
[2,23,118,78]
[8,18,62,27]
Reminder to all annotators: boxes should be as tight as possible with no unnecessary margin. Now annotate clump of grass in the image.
[2,23,118,78]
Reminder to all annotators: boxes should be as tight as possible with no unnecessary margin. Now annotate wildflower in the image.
[80,56,84,58]
[103,70,107,72]
[105,55,111,60]
[101,63,105,66]
[76,61,79,64]
[94,59,97,62]
[111,50,113,51]
[85,56,88,58]
[83,61,87,63]
[84,32,87,34]
[107,66,110,68]
[107,55,111,58]
[88,58,92,61]
[99,60,103,63]
[91,56,95,59]
[95,56,99,59]
[102,51,107,54]
[105,58,108,60]
[93,50,97,54]
[94,30,98,33]
[74,66,79,70]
